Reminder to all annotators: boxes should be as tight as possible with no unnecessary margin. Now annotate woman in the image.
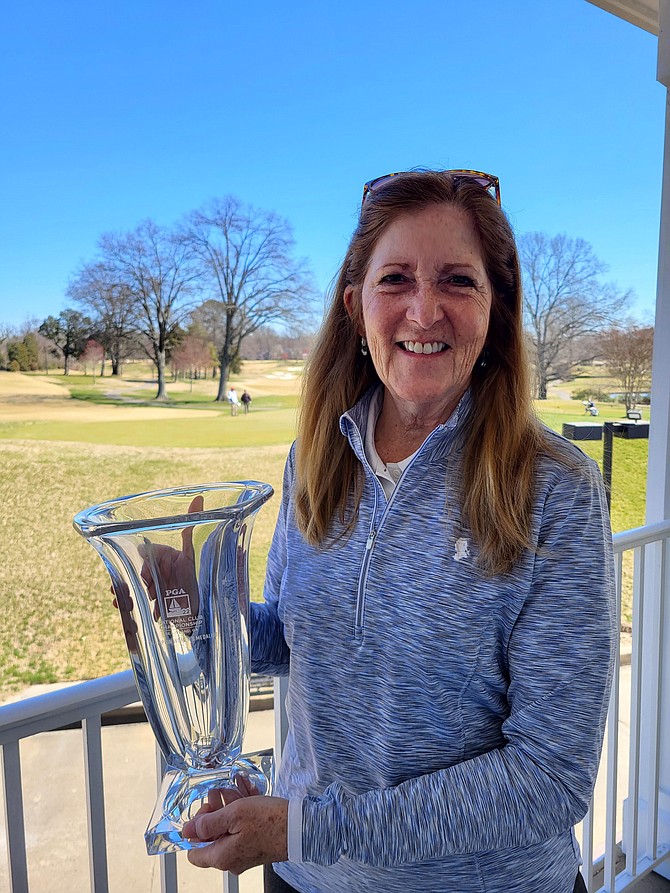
[183,170,616,893]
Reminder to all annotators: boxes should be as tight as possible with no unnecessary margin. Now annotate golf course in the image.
[0,362,649,695]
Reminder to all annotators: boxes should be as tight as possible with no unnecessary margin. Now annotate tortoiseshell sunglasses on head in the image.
[361,169,501,207]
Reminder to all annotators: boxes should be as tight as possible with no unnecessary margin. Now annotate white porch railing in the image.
[579,519,670,892]
[0,671,242,893]
[1,521,669,893]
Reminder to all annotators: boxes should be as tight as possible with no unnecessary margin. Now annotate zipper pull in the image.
[366,529,376,551]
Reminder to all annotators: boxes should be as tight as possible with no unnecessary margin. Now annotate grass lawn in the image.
[0,407,299,448]
[0,367,650,694]
[533,398,649,536]
[0,439,288,692]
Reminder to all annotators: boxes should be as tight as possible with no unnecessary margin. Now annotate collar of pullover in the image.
[339,386,472,467]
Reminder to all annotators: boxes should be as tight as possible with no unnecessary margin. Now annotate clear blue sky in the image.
[0,0,663,329]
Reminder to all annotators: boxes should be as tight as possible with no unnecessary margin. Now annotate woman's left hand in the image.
[183,792,289,874]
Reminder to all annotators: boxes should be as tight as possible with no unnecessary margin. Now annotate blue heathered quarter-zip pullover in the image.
[251,389,617,893]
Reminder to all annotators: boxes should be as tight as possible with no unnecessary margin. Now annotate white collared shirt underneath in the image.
[363,387,417,499]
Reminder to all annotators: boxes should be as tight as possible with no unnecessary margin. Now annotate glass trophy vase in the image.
[73,481,274,854]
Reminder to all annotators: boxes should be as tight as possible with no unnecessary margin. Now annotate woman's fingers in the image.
[181,496,204,558]
[207,789,224,811]
[181,782,252,841]
[185,797,289,873]
[234,774,260,797]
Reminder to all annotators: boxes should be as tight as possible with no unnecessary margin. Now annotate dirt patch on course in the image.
[0,372,219,422]
[0,372,67,398]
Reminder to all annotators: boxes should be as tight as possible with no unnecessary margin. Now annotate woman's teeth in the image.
[401,341,447,355]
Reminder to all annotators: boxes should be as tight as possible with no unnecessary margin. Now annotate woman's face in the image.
[348,203,492,423]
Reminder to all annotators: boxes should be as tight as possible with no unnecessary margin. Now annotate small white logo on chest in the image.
[453,537,470,562]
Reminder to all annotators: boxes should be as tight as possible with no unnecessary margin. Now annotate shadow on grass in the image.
[67,388,299,412]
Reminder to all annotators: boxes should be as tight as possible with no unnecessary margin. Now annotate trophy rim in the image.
[73,480,274,538]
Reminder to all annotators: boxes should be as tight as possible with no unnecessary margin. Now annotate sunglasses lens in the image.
[453,173,500,203]
[461,175,491,189]
[363,174,397,198]
[362,170,500,206]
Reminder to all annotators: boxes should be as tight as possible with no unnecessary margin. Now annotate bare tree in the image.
[100,221,198,400]
[181,197,316,402]
[598,323,654,411]
[519,233,632,398]
[67,261,138,376]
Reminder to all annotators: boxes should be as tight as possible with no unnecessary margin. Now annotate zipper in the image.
[354,526,376,640]
[344,397,461,643]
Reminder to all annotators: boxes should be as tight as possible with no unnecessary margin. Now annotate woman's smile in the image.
[398,340,449,354]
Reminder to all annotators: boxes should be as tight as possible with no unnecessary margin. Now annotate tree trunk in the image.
[155,350,168,401]
[64,353,70,375]
[215,361,229,402]
[215,313,236,402]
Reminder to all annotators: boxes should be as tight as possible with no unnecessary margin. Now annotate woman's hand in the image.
[111,495,203,627]
[182,790,289,874]
[140,495,203,622]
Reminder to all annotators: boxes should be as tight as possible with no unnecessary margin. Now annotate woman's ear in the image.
[343,285,355,320]
[343,286,364,336]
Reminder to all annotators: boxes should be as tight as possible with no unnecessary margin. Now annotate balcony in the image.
[1,521,669,893]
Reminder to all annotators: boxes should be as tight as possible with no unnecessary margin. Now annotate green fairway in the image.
[0,406,299,448]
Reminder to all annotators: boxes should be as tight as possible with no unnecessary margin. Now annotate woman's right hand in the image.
[185,776,260,837]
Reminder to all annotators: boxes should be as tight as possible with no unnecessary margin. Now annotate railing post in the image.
[83,714,109,893]
[223,870,240,892]
[603,422,614,512]
[156,745,178,893]
[1,742,29,893]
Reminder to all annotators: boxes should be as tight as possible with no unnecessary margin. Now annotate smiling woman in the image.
[179,171,617,893]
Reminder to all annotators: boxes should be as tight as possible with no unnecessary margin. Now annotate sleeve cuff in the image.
[287,797,304,862]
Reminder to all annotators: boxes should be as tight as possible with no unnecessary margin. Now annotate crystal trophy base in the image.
[146,750,275,854]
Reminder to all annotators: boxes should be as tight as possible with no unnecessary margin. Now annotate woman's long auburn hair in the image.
[295,171,551,576]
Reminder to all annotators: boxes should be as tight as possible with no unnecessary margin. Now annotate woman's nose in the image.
[405,281,445,328]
